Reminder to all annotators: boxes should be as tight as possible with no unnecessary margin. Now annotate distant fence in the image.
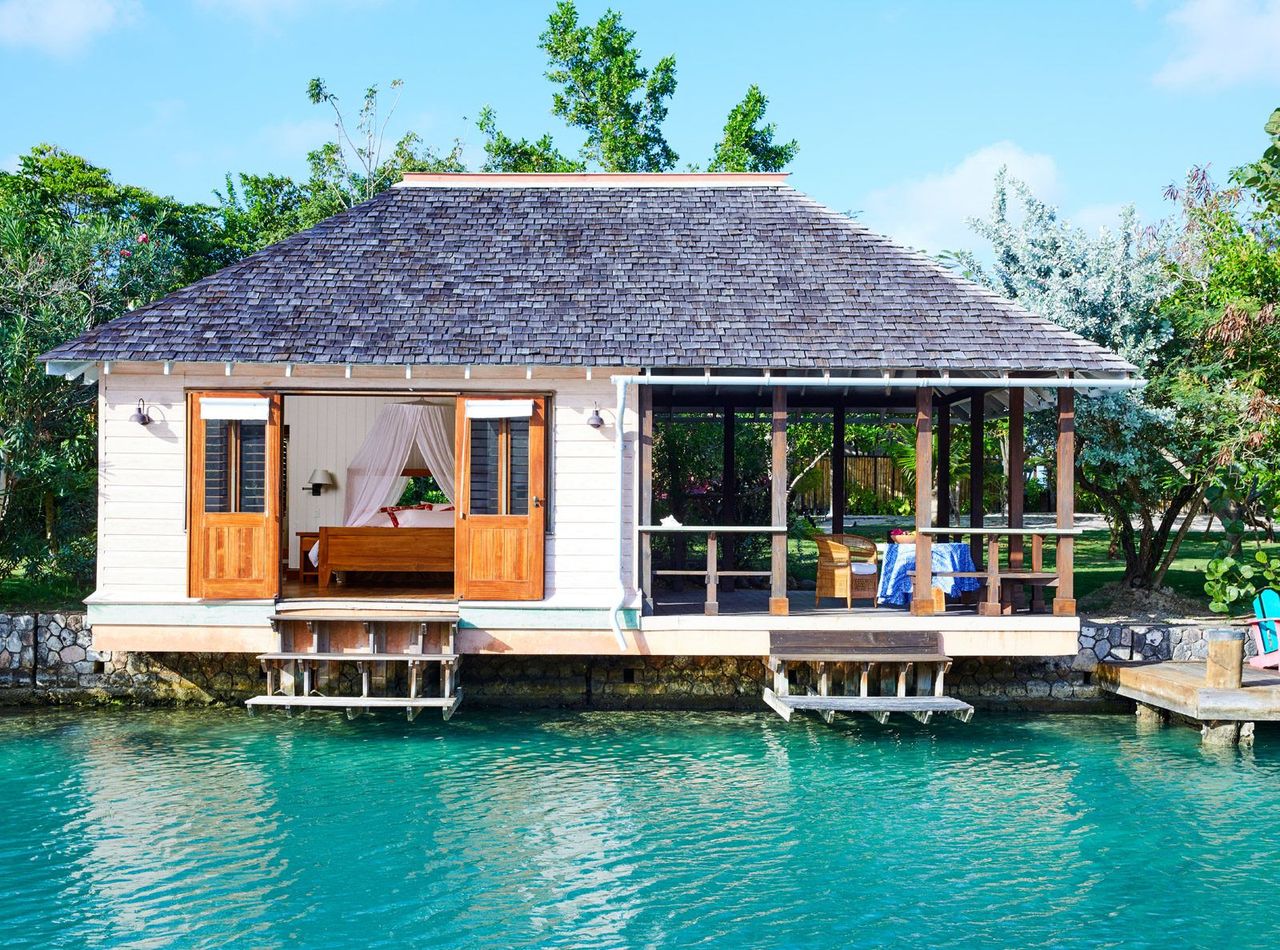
[794,455,917,514]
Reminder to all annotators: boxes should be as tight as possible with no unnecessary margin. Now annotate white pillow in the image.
[851,562,877,575]
[394,508,455,528]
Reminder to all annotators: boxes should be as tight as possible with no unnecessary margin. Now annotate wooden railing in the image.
[919,526,1082,616]
[638,525,789,616]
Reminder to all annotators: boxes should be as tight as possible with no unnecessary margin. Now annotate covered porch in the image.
[633,370,1132,625]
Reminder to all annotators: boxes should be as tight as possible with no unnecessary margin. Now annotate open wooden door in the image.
[455,396,546,600]
[188,392,282,599]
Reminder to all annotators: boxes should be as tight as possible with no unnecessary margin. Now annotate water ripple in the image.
[1,708,1279,949]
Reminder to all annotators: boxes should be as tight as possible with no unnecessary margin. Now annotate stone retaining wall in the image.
[0,610,1239,711]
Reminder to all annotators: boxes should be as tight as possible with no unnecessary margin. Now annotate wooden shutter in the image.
[455,395,546,600]
[188,392,282,599]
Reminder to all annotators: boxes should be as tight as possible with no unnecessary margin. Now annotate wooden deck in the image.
[1096,661,1280,722]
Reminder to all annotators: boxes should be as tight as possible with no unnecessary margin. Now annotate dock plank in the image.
[245,695,457,709]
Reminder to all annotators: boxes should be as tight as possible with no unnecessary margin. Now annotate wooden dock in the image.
[762,629,975,725]
[1096,659,1280,745]
[247,611,462,721]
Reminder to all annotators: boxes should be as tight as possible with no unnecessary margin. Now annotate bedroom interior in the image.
[281,394,458,599]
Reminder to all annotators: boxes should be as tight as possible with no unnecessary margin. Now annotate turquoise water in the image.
[1,709,1276,949]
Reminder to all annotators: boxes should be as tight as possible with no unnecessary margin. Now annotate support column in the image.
[721,403,736,593]
[832,402,846,536]
[770,386,789,616]
[911,385,935,616]
[936,399,951,539]
[639,386,654,612]
[1053,385,1076,616]
[1008,385,1025,610]
[969,391,986,568]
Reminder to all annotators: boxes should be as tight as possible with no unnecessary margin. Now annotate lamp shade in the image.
[306,469,335,487]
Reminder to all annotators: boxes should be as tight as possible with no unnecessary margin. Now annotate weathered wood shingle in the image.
[45,181,1134,373]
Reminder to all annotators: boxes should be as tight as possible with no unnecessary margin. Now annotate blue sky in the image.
[2,0,1279,254]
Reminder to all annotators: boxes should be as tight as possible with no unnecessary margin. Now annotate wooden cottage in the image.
[42,173,1139,718]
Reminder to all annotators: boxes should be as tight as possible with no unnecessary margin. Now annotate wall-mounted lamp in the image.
[587,404,604,429]
[303,469,336,496]
[129,399,152,426]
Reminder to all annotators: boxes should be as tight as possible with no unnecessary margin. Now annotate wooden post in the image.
[639,386,654,612]
[969,391,986,568]
[936,399,951,539]
[721,404,736,593]
[770,386,789,616]
[911,385,935,616]
[1205,629,1244,689]
[704,532,719,616]
[832,402,846,536]
[1008,385,1025,611]
[1053,385,1076,616]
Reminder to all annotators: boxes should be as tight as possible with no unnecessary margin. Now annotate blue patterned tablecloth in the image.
[877,542,982,608]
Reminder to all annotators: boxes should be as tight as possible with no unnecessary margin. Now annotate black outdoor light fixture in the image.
[129,399,152,426]
[587,403,604,429]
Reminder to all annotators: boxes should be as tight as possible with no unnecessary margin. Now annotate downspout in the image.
[609,376,631,650]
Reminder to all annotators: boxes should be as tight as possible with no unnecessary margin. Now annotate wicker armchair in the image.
[815,533,879,608]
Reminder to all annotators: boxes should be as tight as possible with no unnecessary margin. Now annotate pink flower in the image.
[119,249,132,258]
[137,232,150,244]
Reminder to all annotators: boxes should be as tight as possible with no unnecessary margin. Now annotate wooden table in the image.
[921,526,1082,616]
[296,531,319,584]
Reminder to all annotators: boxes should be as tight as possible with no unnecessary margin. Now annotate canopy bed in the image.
[310,402,457,588]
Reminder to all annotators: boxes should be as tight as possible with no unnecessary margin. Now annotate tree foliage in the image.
[481,2,795,175]
[0,181,183,583]
[708,85,798,173]
[954,170,1266,590]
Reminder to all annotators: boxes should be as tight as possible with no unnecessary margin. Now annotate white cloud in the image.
[1154,0,1280,88]
[861,141,1061,254]
[0,0,134,55]
[1,154,19,172]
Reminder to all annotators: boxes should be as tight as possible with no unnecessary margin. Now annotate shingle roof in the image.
[44,176,1135,374]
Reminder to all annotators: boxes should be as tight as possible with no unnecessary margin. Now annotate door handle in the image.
[532,496,543,508]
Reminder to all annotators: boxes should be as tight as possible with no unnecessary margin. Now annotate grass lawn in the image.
[0,571,92,613]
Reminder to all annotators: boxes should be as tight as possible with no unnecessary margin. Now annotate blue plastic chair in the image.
[1248,588,1280,670]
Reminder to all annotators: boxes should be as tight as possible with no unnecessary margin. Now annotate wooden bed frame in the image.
[317,526,455,589]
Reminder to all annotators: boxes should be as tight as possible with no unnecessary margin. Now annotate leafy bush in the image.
[1204,549,1280,614]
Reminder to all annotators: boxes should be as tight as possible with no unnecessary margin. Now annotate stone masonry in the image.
[0,610,1240,710]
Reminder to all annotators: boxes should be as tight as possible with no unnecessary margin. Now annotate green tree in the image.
[955,171,1261,591]
[539,0,678,171]
[212,172,309,258]
[304,77,466,221]
[0,191,183,584]
[477,107,584,173]
[1235,106,1280,221]
[481,2,795,175]
[708,85,798,173]
[0,145,229,281]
